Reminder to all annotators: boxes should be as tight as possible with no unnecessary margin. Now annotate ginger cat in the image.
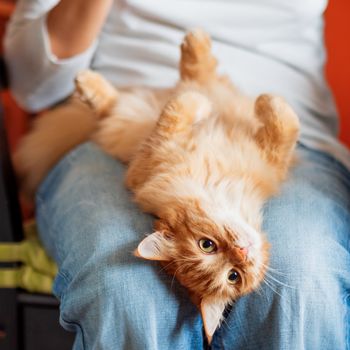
[14,30,299,342]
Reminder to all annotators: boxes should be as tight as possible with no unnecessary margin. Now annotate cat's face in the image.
[135,201,269,342]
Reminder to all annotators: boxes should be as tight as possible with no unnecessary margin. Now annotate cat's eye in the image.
[227,269,240,284]
[198,238,217,253]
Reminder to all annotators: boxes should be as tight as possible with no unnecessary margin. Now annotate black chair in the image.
[0,57,75,350]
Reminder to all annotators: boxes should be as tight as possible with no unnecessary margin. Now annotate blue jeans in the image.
[36,142,350,350]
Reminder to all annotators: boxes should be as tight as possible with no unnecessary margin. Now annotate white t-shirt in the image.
[4,0,350,169]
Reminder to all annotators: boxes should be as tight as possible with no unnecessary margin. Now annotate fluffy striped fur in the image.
[14,30,299,342]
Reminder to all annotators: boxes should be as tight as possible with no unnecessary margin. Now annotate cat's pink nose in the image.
[239,247,248,256]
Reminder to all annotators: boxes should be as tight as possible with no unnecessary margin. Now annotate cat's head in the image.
[134,200,269,342]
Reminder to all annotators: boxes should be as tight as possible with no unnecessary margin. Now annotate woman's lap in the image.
[212,144,350,349]
[36,142,203,350]
[36,142,350,350]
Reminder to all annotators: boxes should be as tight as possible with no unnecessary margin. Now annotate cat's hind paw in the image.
[255,94,300,139]
[181,29,212,61]
[254,94,300,167]
[180,29,217,83]
[75,70,118,117]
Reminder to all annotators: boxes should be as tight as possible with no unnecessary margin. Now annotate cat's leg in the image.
[155,91,212,137]
[75,70,119,117]
[254,94,300,175]
[92,89,163,163]
[180,29,218,83]
[125,91,212,190]
[76,71,164,163]
[179,30,241,117]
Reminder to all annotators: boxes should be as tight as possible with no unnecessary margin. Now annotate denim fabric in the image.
[36,142,350,350]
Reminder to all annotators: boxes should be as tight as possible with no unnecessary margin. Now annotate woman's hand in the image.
[47,0,113,59]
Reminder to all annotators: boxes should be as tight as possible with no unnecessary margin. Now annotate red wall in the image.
[325,0,350,147]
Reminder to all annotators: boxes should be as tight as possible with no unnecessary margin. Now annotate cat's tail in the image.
[13,98,97,200]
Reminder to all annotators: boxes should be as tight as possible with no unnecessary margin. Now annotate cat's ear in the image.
[200,298,226,344]
[134,231,171,261]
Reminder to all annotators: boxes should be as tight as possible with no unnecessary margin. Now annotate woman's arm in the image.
[4,0,113,112]
[47,0,112,59]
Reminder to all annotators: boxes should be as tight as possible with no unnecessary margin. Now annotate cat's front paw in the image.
[176,91,212,124]
[158,91,212,134]
[75,70,118,117]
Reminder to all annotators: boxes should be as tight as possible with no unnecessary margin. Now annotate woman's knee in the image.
[57,249,202,349]
[261,183,349,303]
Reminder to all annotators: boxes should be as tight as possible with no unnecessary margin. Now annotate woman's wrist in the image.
[47,0,113,59]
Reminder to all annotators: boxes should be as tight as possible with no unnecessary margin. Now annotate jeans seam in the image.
[36,201,67,267]
[56,269,72,297]
[298,142,350,180]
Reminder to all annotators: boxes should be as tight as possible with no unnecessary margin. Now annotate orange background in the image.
[325,0,350,147]
[0,0,349,149]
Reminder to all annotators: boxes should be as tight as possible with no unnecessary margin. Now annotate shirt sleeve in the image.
[4,0,97,112]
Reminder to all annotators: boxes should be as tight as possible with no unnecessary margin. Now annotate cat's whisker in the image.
[158,260,177,273]
[220,311,250,345]
[254,284,263,297]
[267,268,288,277]
[262,281,279,298]
[220,316,233,332]
[261,263,288,276]
[177,256,201,263]
[263,278,292,320]
[264,272,296,290]
[262,278,284,299]
[170,265,182,290]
